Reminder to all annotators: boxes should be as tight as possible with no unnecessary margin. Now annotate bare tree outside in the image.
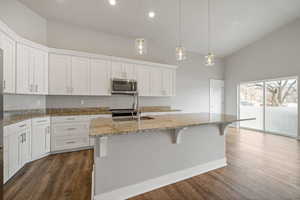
[255,79,297,106]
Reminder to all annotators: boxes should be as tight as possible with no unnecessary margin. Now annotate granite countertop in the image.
[3,106,181,126]
[90,113,255,137]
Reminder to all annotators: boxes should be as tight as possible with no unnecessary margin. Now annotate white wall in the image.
[46,21,224,113]
[224,18,300,137]
[0,0,47,45]
[47,20,175,65]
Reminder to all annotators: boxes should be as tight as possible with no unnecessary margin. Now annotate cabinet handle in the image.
[19,135,23,143]
[66,128,76,131]
[3,80,6,90]
[66,141,76,144]
[23,133,26,142]
[19,124,26,128]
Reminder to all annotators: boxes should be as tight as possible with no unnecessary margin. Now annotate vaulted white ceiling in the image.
[19,0,300,57]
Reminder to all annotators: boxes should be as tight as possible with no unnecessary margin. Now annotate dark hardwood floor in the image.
[4,128,300,200]
[4,150,93,200]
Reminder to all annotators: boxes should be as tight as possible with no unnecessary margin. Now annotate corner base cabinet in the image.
[3,120,31,184]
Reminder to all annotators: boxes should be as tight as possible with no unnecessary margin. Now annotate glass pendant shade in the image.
[135,38,147,55]
[176,46,186,61]
[205,52,215,66]
[108,0,117,6]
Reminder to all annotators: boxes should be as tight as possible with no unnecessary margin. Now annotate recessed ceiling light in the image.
[148,11,156,18]
[108,0,117,6]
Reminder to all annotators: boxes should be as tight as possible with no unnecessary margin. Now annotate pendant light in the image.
[176,0,186,61]
[135,38,147,55]
[205,0,215,66]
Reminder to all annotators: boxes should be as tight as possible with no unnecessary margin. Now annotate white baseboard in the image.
[94,158,227,200]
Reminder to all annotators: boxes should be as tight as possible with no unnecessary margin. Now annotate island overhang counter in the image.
[90,113,254,200]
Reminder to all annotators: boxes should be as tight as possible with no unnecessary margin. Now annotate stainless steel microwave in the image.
[111,78,138,94]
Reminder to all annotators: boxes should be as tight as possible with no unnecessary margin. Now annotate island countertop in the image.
[90,113,254,137]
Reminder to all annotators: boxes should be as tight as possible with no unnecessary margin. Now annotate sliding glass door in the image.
[239,77,298,137]
[239,82,264,130]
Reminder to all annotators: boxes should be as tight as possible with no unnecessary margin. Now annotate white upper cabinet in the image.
[111,61,124,79]
[162,68,176,97]
[71,56,90,95]
[124,63,136,80]
[148,67,176,97]
[34,49,48,94]
[1,32,16,94]
[49,54,91,95]
[49,53,72,95]
[16,43,48,95]
[137,65,151,96]
[90,59,111,96]
[150,67,163,96]
[112,61,136,80]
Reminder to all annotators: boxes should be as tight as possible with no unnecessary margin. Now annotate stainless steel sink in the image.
[113,116,154,122]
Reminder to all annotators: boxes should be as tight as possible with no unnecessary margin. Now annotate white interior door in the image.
[210,79,225,114]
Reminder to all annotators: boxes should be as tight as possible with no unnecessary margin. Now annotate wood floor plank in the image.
[3,129,300,200]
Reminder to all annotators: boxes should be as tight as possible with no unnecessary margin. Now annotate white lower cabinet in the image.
[3,114,111,184]
[4,120,31,184]
[3,132,9,183]
[31,117,51,160]
[51,116,91,152]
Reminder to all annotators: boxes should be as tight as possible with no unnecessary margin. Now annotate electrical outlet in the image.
[81,100,85,105]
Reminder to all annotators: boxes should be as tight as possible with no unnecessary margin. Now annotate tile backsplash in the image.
[4,94,46,111]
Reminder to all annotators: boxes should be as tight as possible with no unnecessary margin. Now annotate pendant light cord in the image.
[178,0,182,46]
[208,0,211,53]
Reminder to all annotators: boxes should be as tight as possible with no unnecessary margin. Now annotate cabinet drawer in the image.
[51,115,90,123]
[52,136,89,151]
[52,123,89,137]
[32,117,50,125]
[5,120,31,131]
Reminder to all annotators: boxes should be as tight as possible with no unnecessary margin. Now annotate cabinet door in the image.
[90,59,111,96]
[49,54,71,95]
[71,56,90,95]
[16,44,33,94]
[32,124,47,159]
[162,69,173,96]
[137,65,151,96]
[111,61,125,79]
[8,130,20,176]
[34,49,48,94]
[150,68,163,96]
[45,125,51,153]
[19,128,31,166]
[123,63,136,80]
[3,133,9,183]
[2,33,16,93]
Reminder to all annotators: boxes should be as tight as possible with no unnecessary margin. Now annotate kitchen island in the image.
[90,113,254,200]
